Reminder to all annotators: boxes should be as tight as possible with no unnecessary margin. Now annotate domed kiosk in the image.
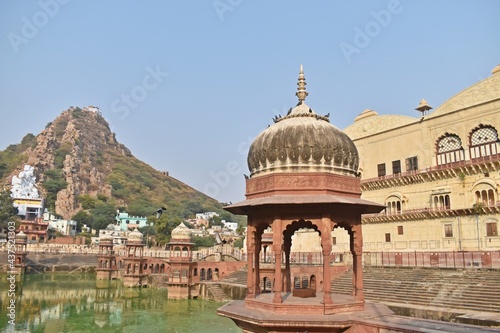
[123,228,147,287]
[14,231,28,275]
[166,222,196,299]
[96,231,117,280]
[218,66,385,332]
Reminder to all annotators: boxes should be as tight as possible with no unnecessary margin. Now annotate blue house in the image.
[115,211,149,231]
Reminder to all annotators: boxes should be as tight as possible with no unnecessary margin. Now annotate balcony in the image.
[22,229,47,235]
[361,153,500,191]
[19,220,49,226]
[362,201,500,223]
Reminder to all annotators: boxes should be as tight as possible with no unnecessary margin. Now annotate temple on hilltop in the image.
[218,66,385,332]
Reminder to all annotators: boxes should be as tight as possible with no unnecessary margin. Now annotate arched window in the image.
[473,180,497,207]
[470,125,499,159]
[301,276,309,288]
[174,246,181,257]
[310,275,317,290]
[432,194,450,211]
[262,277,272,293]
[385,194,403,215]
[182,246,189,257]
[294,276,300,289]
[436,133,464,165]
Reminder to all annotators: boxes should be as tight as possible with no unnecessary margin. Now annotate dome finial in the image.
[296,64,308,103]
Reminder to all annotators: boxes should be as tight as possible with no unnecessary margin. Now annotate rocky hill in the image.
[0,107,230,221]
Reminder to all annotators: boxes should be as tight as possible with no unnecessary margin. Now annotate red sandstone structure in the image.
[94,225,247,296]
[122,228,148,287]
[166,223,197,299]
[17,217,49,243]
[96,233,118,280]
[13,231,28,276]
[218,66,386,332]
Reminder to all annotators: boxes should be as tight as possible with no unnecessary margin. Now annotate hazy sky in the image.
[1,1,499,203]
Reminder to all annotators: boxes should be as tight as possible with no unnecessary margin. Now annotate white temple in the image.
[11,165,44,219]
[11,165,40,199]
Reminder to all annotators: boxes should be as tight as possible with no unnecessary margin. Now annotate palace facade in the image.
[341,64,500,253]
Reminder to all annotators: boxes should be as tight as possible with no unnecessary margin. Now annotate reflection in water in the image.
[0,274,239,333]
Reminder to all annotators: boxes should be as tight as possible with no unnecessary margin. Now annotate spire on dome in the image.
[295,64,308,103]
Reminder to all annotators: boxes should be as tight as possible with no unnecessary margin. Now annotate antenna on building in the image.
[415,98,433,116]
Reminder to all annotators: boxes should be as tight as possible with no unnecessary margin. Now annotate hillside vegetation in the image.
[0,107,244,233]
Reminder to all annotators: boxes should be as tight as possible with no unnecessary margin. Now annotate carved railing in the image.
[364,250,500,269]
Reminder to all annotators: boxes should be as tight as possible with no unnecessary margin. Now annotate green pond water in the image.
[0,274,240,333]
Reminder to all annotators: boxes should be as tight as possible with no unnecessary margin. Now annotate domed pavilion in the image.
[219,66,385,332]
[166,222,196,299]
[123,228,147,287]
[14,231,28,275]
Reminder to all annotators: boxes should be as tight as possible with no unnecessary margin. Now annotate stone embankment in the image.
[0,252,97,273]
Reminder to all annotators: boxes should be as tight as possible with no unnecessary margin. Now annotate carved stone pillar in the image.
[246,225,255,298]
[352,223,364,302]
[272,218,283,303]
[255,235,261,296]
[284,236,292,292]
[321,217,333,305]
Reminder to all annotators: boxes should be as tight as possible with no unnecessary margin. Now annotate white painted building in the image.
[222,220,238,232]
[196,212,219,220]
[43,212,77,236]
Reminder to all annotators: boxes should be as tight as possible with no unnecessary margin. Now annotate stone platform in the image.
[218,293,500,332]
[245,291,364,315]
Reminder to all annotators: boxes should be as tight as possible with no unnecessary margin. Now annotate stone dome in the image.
[100,232,113,241]
[171,222,192,240]
[248,66,359,178]
[16,231,27,240]
[128,228,143,241]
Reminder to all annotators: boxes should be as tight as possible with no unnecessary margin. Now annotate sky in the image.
[1,1,499,204]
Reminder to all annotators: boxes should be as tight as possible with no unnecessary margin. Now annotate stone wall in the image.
[0,252,97,273]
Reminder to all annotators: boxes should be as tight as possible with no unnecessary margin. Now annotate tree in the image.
[0,190,18,232]
[72,210,93,232]
[91,202,116,231]
[209,215,224,227]
[192,235,216,248]
[233,238,244,249]
[78,194,97,210]
[182,200,203,218]
[42,169,67,212]
[236,224,245,236]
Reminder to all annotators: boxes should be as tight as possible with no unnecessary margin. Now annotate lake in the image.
[0,273,240,333]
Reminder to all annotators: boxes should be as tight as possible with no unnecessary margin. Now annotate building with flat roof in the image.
[115,211,148,231]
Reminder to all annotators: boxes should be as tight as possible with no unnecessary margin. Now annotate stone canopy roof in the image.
[247,65,359,178]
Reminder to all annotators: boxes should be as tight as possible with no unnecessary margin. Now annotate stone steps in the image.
[332,268,500,313]
[220,268,247,285]
[206,284,230,302]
